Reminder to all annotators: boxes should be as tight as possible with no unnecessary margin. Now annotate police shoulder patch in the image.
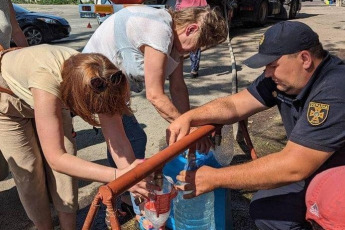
[307,102,330,126]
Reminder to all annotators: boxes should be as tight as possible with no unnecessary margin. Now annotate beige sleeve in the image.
[28,67,61,100]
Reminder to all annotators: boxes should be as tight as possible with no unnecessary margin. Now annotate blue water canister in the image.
[163,150,232,230]
[174,151,215,229]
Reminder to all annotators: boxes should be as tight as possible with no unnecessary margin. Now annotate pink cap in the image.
[305,166,345,229]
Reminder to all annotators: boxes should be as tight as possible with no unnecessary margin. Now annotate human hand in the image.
[175,166,217,199]
[117,160,159,199]
[189,127,214,154]
[166,115,192,146]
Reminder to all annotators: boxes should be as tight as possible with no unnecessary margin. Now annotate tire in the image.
[289,0,298,19]
[23,26,44,46]
[242,0,268,27]
[256,0,269,26]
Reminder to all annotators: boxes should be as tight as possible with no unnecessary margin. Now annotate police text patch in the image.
[307,102,329,125]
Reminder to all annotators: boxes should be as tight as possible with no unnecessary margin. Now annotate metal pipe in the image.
[106,125,216,195]
[82,124,218,230]
[82,194,102,230]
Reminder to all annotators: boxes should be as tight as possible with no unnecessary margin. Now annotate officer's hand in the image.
[175,165,217,199]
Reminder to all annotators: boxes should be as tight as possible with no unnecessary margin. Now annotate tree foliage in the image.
[12,0,79,4]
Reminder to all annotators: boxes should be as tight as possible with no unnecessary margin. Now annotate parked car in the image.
[13,4,71,46]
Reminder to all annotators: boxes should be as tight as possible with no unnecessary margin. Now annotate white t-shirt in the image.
[83,6,180,93]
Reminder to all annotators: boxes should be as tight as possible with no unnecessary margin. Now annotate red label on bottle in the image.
[154,193,171,216]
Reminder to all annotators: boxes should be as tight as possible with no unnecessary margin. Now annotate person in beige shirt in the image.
[0,44,155,229]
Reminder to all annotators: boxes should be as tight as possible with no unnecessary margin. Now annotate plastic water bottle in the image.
[145,171,175,229]
[145,201,171,230]
[173,151,215,230]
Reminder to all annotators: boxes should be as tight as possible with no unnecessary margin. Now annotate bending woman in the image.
[83,4,227,174]
[83,6,227,219]
[0,44,154,230]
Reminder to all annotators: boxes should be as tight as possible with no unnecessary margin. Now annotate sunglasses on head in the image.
[90,71,124,93]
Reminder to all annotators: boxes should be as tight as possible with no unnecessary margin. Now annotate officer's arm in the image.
[177,141,332,197]
[185,89,267,127]
[211,141,332,191]
[167,89,267,144]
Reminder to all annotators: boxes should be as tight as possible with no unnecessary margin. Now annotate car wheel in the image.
[289,0,298,19]
[23,26,44,46]
[256,0,268,26]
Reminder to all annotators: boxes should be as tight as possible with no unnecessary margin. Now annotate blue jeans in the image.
[190,48,201,73]
[107,114,147,214]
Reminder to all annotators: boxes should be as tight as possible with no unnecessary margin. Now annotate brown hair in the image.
[308,43,326,59]
[60,53,131,126]
[170,6,228,48]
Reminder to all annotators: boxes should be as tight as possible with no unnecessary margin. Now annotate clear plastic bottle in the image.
[145,202,171,230]
[173,151,215,230]
[145,171,174,229]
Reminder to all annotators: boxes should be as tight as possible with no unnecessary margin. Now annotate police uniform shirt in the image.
[247,52,345,174]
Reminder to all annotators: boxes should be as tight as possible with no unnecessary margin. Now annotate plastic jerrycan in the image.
[163,150,233,230]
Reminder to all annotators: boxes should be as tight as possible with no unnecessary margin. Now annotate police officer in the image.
[167,21,345,230]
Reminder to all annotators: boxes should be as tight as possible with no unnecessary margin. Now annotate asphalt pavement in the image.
[1,2,345,229]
